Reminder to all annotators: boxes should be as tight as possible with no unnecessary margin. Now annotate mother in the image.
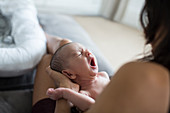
[32,0,170,112]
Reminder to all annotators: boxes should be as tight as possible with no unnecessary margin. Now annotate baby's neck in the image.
[78,76,97,90]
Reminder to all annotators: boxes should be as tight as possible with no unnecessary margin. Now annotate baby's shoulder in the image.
[97,71,110,80]
[118,61,169,83]
[97,71,109,77]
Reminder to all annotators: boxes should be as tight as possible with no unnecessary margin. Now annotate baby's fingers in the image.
[46,88,55,95]
[46,88,57,100]
[46,88,63,100]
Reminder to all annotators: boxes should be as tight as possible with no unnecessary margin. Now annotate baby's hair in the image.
[50,42,72,73]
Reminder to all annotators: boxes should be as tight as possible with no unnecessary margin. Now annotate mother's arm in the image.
[33,54,79,113]
[32,54,71,113]
[33,34,75,113]
[33,34,72,104]
[46,67,80,113]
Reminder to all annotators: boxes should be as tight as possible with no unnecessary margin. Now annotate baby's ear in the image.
[62,69,76,80]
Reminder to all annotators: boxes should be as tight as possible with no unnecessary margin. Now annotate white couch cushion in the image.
[0,0,46,77]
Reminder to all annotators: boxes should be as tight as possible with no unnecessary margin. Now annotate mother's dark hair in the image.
[140,0,170,70]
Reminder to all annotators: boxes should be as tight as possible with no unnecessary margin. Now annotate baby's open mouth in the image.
[90,57,96,69]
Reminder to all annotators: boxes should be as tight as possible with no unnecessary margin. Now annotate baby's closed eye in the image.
[78,51,82,56]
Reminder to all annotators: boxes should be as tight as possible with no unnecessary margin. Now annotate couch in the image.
[0,2,114,113]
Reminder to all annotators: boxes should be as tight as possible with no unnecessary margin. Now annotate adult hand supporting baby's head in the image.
[46,66,79,92]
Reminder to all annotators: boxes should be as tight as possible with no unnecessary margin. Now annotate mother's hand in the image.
[46,66,79,92]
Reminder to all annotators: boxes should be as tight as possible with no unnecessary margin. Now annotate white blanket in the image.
[0,0,46,77]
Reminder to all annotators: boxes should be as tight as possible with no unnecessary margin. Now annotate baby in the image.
[46,41,110,111]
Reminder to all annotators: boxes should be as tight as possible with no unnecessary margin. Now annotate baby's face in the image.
[61,43,98,80]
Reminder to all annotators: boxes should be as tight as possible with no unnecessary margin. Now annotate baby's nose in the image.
[85,50,91,57]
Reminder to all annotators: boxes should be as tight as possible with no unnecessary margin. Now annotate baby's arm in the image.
[47,88,95,111]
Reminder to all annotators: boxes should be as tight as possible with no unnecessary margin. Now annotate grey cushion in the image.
[0,70,35,91]
[0,14,114,113]
[0,71,35,113]
[0,90,32,113]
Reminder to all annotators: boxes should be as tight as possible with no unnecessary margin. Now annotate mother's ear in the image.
[62,69,76,79]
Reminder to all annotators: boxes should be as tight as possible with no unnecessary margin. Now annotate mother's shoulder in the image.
[113,61,169,88]
[119,61,169,78]
[124,61,168,71]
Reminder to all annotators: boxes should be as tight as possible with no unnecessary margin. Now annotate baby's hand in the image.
[46,88,65,100]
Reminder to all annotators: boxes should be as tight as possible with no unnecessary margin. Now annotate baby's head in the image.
[50,42,98,82]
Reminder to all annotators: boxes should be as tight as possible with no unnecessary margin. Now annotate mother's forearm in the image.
[55,99,71,113]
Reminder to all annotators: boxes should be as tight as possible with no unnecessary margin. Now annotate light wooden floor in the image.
[74,16,146,71]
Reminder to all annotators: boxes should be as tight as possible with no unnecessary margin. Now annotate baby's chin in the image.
[90,69,98,77]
